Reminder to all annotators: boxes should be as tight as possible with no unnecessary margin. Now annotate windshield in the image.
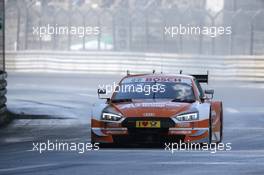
[113,81,195,101]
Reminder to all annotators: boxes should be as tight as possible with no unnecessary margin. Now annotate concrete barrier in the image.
[5,51,264,82]
[0,71,7,125]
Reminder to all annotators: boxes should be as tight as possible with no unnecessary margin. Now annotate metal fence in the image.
[5,2,264,55]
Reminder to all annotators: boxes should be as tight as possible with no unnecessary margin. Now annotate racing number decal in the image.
[136,121,161,128]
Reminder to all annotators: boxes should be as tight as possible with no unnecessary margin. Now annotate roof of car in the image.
[125,73,194,79]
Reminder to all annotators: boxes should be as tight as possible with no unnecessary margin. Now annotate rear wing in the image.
[179,70,209,84]
[191,74,208,83]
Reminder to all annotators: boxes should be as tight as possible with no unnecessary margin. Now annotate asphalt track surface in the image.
[1,72,264,175]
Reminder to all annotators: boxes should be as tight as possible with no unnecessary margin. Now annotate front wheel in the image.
[218,103,223,143]
[215,102,223,144]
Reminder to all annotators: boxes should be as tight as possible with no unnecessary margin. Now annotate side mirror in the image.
[97,88,106,94]
[97,88,110,100]
[204,89,214,99]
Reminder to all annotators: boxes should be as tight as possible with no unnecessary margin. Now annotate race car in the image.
[91,72,223,145]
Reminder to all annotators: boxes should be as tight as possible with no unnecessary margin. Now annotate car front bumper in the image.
[91,118,210,144]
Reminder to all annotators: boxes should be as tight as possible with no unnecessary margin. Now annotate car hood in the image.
[111,99,196,118]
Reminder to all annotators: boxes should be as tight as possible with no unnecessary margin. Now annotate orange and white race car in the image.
[91,73,223,145]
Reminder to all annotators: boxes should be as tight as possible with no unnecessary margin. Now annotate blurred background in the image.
[5,0,264,55]
[3,0,264,83]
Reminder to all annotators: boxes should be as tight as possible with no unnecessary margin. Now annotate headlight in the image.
[101,112,122,121]
[101,106,123,121]
[175,112,198,121]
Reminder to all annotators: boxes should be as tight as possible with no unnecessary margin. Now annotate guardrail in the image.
[0,71,7,125]
[5,51,264,82]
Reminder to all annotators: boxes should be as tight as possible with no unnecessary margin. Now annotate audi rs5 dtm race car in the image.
[91,72,223,145]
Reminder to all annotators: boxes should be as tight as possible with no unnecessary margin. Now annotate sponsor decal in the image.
[176,122,191,128]
[119,102,182,109]
[143,112,155,117]
[122,77,192,84]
